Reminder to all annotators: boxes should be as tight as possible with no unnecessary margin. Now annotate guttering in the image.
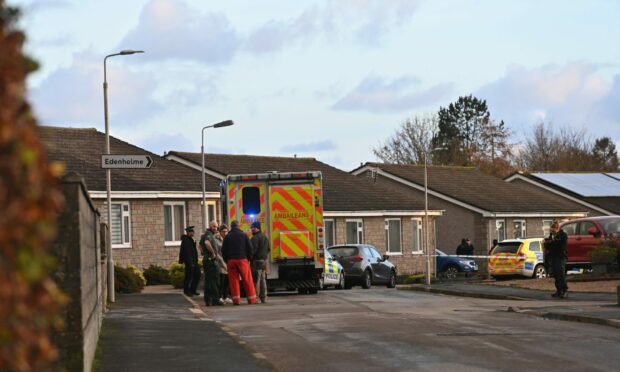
[89,191,219,199]
[324,210,443,217]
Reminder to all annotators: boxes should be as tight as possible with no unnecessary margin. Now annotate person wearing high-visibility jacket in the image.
[222,220,257,305]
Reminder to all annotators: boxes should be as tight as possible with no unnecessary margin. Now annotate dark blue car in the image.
[436,249,478,279]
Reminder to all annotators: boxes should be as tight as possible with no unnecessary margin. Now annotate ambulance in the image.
[221,171,326,294]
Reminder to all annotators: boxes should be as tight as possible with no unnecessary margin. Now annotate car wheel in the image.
[533,264,547,279]
[335,272,344,289]
[386,271,396,288]
[361,270,372,289]
[443,265,459,280]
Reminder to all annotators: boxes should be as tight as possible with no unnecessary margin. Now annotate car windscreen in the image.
[599,218,620,234]
[328,246,359,257]
[492,242,521,254]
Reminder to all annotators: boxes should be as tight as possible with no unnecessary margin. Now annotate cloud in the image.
[477,62,620,138]
[332,75,453,112]
[244,0,421,53]
[30,51,162,128]
[118,0,240,64]
[280,140,337,154]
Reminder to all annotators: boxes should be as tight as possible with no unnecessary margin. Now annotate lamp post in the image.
[424,147,446,286]
[103,49,144,303]
[201,120,234,231]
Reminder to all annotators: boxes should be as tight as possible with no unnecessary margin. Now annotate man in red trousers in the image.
[221,220,257,305]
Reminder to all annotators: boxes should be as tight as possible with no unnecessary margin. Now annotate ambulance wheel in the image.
[308,287,318,294]
[335,273,345,289]
[298,288,308,294]
[361,270,372,289]
[386,271,396,288]
[533,264,547,279]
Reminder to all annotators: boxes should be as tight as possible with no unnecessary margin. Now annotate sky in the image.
[13,0,620,170]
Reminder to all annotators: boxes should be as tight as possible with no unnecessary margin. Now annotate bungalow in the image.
[165,152,443,275]
[505,172,620,216]
[351,163,588,268]
[38,126,221,269]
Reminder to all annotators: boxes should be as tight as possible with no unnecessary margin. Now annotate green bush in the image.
[588,241,619,264]
[114,265,145,293]
[143,264,170,285]
[127,264,147,287]
[169,262,185,289]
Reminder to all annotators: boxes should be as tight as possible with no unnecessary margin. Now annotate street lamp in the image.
[103,49,144,303]
[424,147,446,286]
[201,120,234,231]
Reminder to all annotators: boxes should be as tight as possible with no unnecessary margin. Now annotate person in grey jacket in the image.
[250,221,270,303]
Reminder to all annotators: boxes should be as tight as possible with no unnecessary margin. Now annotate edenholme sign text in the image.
[101,155,153,169]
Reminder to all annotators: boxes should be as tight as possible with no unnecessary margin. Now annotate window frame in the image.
[411,218,423,254]
[345,219,364,244]
[513,219,526,239]
[324,219,336,248]
[496,219,506,242]
[106,201,132,249]
[206,200,217,224]
[542,220,553,237]
[164,201,186,246]
[385,218,402,255]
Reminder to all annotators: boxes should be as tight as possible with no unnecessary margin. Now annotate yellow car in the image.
[489,238,547,279]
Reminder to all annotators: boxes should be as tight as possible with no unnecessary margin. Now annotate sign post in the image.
[101,155,153,169]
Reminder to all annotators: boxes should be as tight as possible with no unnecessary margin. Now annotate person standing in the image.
[456,238,468,256]
[200,220,221,306]
[544,220,569,298]
[250,221,270,304]
[178,226,200,296]
[221,220,257,305]
[214,224,232,304]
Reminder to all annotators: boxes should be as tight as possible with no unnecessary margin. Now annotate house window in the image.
[496,220,506,241]
[103,202,131,248]
[346,219,363,244]
[324,219,335,248]
[542,220,553,237]
[513,220,526,239]
[385,219,402,254]
[164,202,186,243]
[206,201,217,223]
[412,218,423,253]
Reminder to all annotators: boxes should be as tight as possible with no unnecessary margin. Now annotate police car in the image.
[320,249,345,289]
[489,238,547,279]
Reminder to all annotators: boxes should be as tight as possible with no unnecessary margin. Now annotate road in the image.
[206,288,620,371]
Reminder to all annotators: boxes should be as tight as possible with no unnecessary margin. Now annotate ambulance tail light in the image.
[349,255,364,262]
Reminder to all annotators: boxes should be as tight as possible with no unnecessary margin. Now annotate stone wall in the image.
[51,173,103,372]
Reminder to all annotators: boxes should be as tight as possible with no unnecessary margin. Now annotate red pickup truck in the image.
[560,216,620,269]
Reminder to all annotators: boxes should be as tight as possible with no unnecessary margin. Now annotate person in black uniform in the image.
[250,221,270,304]
[544,220,568,298]
[178,226,200,296]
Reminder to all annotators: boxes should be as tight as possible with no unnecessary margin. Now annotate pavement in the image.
[97,286,273,372]
[398,281,620,329]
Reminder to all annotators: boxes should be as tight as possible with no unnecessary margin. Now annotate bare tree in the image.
[373,114,438,164]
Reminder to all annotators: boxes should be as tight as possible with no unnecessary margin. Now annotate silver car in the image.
[328,244,397,289]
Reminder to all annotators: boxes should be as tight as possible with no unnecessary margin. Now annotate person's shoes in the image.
[559,290,568,299]
[218,298,225,305]
[260,298,267,304]
[233,302,240,306]
[551,292,560,298]
[193,292,200,296]
[224,298,233,304]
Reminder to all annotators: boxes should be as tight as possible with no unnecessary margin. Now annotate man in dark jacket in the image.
[221,220,257,305]
[250,221,270,303]
[200,220,221,306]
[456,238,473,256]
[544,220,568,298]
[178,226,200,296]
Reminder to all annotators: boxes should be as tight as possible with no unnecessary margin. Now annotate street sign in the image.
[101,155,153,169]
